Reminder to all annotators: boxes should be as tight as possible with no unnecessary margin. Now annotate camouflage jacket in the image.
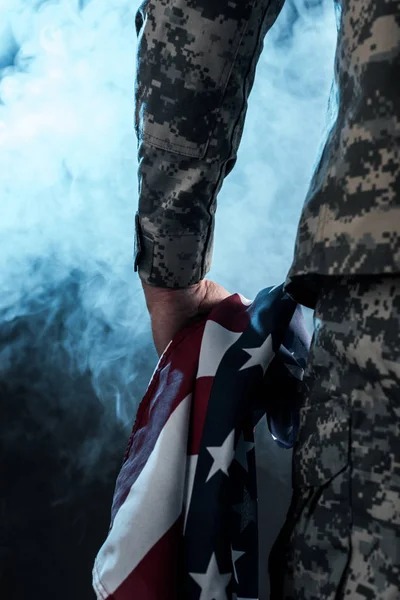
[133,0,400,309]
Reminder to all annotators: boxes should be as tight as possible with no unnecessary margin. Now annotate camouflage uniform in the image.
[269,274,400,599]
[132,0,400,597]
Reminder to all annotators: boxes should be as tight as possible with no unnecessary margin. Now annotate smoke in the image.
[210,0,338,305]
[0,0,337,479]
[0,0,152,443]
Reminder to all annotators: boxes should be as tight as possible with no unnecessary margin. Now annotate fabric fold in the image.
[93,284,311,600]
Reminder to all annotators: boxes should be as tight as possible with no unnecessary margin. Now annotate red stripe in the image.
[111,516,185,600]
[112,319,206,519]
[188,376,213,456]
[208,293,250,333]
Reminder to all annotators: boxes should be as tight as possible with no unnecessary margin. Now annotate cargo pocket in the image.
[134,0,256,159]
[293,399,350,488]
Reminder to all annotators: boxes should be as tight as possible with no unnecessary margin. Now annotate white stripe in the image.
[94,394,192,594]
[197,320,242,378]
[238,294,252,306]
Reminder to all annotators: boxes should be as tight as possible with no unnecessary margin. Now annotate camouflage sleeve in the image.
[133,0,286,288]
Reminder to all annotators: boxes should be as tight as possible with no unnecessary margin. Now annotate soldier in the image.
[133,0,400,598]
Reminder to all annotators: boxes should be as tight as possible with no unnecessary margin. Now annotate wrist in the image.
[141,279,204,312]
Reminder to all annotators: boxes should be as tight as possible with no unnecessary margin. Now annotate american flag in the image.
[93,284,310,600]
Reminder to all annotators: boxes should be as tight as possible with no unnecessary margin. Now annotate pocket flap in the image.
[294,399,350,487]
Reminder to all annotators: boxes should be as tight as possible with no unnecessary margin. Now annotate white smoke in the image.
[210,0,337,305]
[0,0,336,431]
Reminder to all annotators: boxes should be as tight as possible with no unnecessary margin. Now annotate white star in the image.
[231,549,245,583]
[189,553,231,600]
[239,334,274,375]
[206,430,235,483]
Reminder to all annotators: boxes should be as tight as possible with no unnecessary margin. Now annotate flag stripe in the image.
[197,320,242,379]
[183,454,198,534]
[109,517,185,600]
[94,394,191,595]
[113,321,205,517]
[93,284,311,600]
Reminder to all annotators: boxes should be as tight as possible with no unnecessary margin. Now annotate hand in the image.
[141,279,231,357]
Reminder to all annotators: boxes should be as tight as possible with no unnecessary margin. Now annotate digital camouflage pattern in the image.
[132,1,400,597]
[133,0,400,307]
[133,0,285,288]
[269,274,400,599]
[285,1,400,309]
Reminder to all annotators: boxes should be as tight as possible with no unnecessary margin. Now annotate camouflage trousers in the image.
[269,275,400,599]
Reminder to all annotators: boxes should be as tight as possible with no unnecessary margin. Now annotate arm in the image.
[133,0,286,352]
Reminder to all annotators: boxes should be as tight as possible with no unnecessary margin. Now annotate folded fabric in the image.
[93,284,311,600]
